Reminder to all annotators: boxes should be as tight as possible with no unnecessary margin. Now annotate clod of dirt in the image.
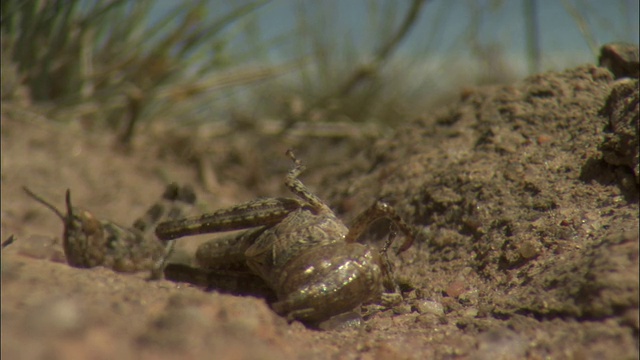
[321,63,639,357]
[577,229,640,319]
[599,42,640,79]
[600,78,640,183]
[414,299,445,316]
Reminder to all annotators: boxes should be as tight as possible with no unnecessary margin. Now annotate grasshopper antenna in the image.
[22,186,66,222]
[65,189,74,220]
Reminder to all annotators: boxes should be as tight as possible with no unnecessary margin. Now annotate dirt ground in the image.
[2,59,638,359]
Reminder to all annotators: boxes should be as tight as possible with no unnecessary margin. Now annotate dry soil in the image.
[1,61,638,359]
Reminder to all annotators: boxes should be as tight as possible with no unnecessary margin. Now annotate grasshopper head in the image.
[62,189,105,267]
[23,187,105,267]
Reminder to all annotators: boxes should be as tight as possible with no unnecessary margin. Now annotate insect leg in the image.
[155,197,304,241]
[164,263,276,301]
[194,228,266,271]
[344,201,415,254]
[284,149,333,214]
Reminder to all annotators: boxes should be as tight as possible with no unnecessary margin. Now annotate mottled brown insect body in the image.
[271,241,385,322]
[156,151,415,323]
[24,184,195,273]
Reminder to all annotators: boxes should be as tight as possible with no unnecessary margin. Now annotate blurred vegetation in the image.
[1,0,637,190]
[1,1,436,136]
[3,1,637,131]
[1,0,288,145]
[278,0,429,126]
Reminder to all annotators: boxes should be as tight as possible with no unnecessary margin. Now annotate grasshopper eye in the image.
[80,211,102,235]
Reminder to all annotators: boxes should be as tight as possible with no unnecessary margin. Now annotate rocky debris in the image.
[599,42,640,79]
[600,77,640,183]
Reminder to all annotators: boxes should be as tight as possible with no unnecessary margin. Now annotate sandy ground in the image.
[2,60,638,359]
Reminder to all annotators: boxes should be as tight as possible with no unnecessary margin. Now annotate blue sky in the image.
[190,0,639,65]
[150,1,639,62]
[148,1,639,99]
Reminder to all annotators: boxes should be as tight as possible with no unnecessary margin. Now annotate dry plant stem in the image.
[335,0,430,98]
[524,0,541,74]
[559,0,599,55]
[298,0,430,120]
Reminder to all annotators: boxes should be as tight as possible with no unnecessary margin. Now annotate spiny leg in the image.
[284,149,333,214]
[155,150,328,242]
[345,202,415,294]
[344,201,415,254]
[194,227,266,271]
[155,197,304,241]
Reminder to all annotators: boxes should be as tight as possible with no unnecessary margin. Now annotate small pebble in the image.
[518,241,539,259]
[414,300,444,316]
[392,304,412,315]
[318,311,362,331]
[462,307,479,318]
[536,134,552,145]
[445,281,466,298]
